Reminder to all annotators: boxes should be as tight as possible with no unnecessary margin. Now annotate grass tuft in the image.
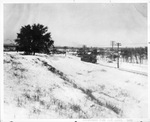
[70,104,81,112]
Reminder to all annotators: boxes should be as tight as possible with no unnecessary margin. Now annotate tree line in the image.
[120,47,147,64]
[98,47,147,64]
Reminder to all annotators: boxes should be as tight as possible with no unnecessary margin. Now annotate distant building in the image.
[4,44,17,51]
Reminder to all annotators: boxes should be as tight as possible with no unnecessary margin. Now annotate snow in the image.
[97,56,147,75]
[4,52,148,119]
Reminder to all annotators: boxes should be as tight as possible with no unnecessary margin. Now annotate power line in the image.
[122,42,147,45]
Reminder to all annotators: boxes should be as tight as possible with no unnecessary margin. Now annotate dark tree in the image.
[15,23,54,55]
[145,46,147,59]
[91,48,97,55]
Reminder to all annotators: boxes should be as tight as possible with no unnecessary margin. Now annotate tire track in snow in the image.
[38,58,122,115]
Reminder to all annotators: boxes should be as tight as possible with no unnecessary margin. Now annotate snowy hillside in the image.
[4,52,148,119]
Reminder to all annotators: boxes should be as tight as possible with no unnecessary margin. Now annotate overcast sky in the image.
[4,3,147,47]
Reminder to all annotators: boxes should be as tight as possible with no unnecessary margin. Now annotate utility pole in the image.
[117,43,121,68]
[111,41,115,61]
[111,41,115,50]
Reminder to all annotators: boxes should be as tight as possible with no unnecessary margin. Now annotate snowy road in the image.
[96,56,147,76]
[97,62,147,76]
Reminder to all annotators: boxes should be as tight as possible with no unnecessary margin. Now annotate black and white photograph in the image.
[3,2,148,119]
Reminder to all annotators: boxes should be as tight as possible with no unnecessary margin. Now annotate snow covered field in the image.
[4,52,148,119]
